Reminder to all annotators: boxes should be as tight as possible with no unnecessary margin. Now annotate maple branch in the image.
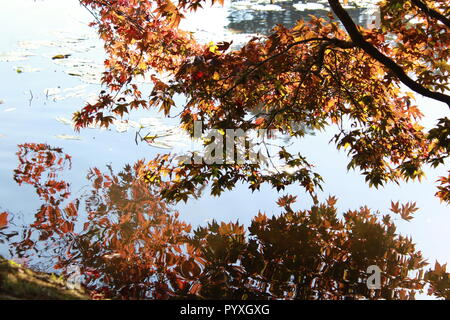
[221,37,354,99]
[328,0,450,108]
[410,0,450,29]
[79,1,102,25]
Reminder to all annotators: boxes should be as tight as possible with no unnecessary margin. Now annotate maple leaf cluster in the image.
[72,0,449,203]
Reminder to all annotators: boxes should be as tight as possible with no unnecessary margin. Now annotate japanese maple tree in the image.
[73,0,449,204]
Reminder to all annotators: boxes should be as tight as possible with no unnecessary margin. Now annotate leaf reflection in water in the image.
[1,144,434,300]
[6,144,199,299]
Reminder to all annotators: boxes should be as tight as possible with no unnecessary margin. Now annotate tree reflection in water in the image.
[60,162,198,299]
[6,144,198,299]
[0,144,439,299]
[11,143,75,259]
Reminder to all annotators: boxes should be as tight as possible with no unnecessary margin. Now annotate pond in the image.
[0,0,449,298]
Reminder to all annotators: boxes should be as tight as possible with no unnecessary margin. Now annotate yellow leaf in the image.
[208,41,219,54]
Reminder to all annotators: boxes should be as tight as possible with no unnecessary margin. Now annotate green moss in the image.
[0,256,89,300]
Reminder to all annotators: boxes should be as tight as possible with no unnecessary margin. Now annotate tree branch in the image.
[221,37,354,99]
[410,0,450,29]
[328,0,450,108]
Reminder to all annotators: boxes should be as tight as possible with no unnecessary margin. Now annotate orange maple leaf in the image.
[0,212,8,228]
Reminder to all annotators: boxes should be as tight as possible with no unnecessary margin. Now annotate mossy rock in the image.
[0,256,89,300]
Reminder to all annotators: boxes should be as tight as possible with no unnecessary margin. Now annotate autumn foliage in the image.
[71,0,449,205]
[2,0,449,300]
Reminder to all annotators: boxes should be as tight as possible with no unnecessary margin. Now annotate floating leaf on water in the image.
[141,129,190,149]
[86,121,107,131]
[0,51,35,62]
[128,117,162,129]
[57,60,103,84]
[52,54,71,60]
[63,85,88,93]
[138,117,164,128]
[158,136,190,148]
[0,99,4,104]
[14,66,42,73]
[146,140,173,149]
[55,134,82,140]
[112,120,130,133]
[17,40,57,50]
[293,3,326,11]
[52,95,67,101]
[41,85,90,102]
[84,95,99,105]
[128,120,142,129]
[55,116,74,126]
[250,4,284,11]
[64,92,88,100]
